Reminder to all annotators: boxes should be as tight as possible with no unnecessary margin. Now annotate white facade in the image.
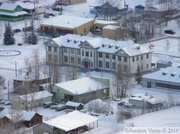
[46,34,152,74]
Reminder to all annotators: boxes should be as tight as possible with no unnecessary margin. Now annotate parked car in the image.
[52,7,62,11]
[0,99,6,104]
[117,101,125,106]
[4,100,11,105]
[164,30,175,35]
[22,26,32,32]
[13,29,21,33]
[43,101,55,108]
[114,98,121,101]
[50,103,58,109]
[55,105,66,111]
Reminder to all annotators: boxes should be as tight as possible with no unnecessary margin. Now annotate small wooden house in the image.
[0,109,42,128]
[65,101,84,110]
[156,59,172,69]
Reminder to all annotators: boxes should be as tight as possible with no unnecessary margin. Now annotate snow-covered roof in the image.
[41,15,94,29]
[145,3,176,12]
[16,2,44,9]
[0,11,28,16]
[95,19,117,25]
[13,70,49,81]
[52,34,149,55]
[103,25,119,30]
[45,110,98,132]
[0,3,19,10]
[55,77,109,95]
[142,67,180,84]
[122,44,150,56]
[1,108,42,122]
[156,59,172,64]
[18,90,53,101]
[65,101,83,107]
[130,93,162,104]
[22,111,41,121]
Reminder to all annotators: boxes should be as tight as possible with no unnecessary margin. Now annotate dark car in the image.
[13,29,21,33]
[22,26,33,32]
[164,30,175,35]
[52,7,62,11]
[117,101,125,106]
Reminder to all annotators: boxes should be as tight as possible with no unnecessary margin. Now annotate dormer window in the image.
[108,45,112,48]
[67,39,70,42]
[171,72,176,76]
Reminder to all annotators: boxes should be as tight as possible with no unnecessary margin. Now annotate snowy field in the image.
[0,0,180,134]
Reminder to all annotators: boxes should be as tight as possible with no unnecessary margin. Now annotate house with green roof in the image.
[0,3,28,22]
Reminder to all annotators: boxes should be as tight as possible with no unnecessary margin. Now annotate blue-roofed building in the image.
[0,3,28,22]
[135,5,145,14]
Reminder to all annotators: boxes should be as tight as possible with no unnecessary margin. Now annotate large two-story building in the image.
[45,34,151,74]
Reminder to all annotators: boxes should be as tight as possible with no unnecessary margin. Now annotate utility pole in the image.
[7,80,9,100]
[15,61,17,77]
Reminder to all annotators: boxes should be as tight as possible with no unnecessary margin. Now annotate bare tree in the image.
[113,65,133,99]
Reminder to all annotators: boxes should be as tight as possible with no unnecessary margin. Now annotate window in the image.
[99,52,102,58]
[99,61,103,67]
[112,62,116,69]
[48,46,51,51]
[124,57,127,62]
[91,62,93,67]
[77,49,80,55]
[141,65,143,70]
[48,54,52,61]
[104,89,107,94]
[112,55,115,60]
[146,64,149,69]
[137,56,139,61]
[132,57,135,62]
[106,62,109,68]
[54,55,57,62]
[84,28,86,33]
[82,49,84,56]
[124,65,127,72]
[71,57,74,63]
[106,53,109,59]
[90,51,92,57]
[64,56,68,62]
[71,49,74,54]
[86,50,89,57]
[146,53,149,59]
[78,58,80,64]
[141,55,143,60]
[54,47,57,52]
[118,56,121,61]
[64,48,68,53]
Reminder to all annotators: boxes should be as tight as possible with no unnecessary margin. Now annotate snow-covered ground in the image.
[0,0,180,133]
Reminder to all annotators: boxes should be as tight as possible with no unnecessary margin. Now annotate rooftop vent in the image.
[67,39,70,42]
[108,45,112,48]
[102,44,106,47]
[171,72,176,76]
[137,46,140,49]
[115,46,119,49]
[162,72,168,75]
[74,40,77,43]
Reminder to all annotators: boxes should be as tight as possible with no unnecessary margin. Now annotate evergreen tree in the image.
[28,19,38,45]
[3,23,15,45]
[135,65,142,84]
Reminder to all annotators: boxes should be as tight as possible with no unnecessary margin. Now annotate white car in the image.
[4,101,11,105]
